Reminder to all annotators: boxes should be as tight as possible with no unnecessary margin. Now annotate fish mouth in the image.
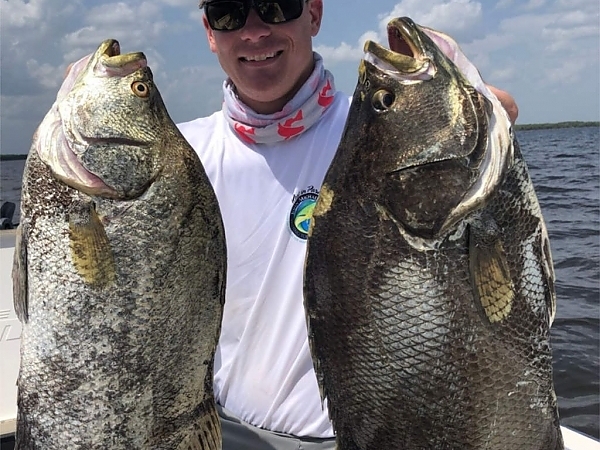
[363,17,435,82]
[92,39,148,77]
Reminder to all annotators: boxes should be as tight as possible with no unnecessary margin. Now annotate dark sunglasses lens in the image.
[206,0,304,30]
[256,0,303,24]
[206,1,248,31]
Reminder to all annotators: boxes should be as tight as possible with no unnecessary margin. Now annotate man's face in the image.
[203,0,323,114]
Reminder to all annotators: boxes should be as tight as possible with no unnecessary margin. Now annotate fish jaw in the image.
[363,18,436,83]
[36,39,162,200]
[92,39,147,78]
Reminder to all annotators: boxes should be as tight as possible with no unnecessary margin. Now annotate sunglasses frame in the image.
[201,0,306,31]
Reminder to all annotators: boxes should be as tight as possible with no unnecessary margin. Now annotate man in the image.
[178,0,518,448]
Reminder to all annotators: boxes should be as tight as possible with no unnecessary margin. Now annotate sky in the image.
[1,0,599,154]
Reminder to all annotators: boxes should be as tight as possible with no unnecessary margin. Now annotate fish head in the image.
[36,39,170,199]
[339,17,511,240]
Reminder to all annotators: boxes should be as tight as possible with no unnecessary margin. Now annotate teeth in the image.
[244,52,277,62]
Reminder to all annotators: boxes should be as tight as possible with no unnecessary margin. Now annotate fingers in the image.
[487,85,519,124]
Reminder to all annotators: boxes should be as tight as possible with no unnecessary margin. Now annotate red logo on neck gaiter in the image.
[278,110,305,140]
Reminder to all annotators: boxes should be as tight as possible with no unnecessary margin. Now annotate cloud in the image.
[189,9,205,24]
[488,66,516,82]
[1,0,188,101]
[494,9,596,62]
[157,64,226,123]
[159,0,194,6]
[61,2,169,63]
[520,0,547,11]
[379,0,482,34]
[315,42,363,65]
[0,0,194,154]
[315,0,483,66]
[1,0,46,27]
[0,0,81,147]
[495,0,514,8]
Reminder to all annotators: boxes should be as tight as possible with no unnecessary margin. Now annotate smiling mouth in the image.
[240,50,282,62]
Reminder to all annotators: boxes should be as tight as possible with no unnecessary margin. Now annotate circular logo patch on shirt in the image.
[289,192,319,240]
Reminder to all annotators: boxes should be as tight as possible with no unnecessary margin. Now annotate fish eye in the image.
[371,90,395,112]
[131,81,150,98]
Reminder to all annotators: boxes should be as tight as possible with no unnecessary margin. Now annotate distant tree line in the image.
[515,121,599,131]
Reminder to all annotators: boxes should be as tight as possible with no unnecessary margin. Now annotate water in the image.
[1,126,599,439]
[518,126,600,439]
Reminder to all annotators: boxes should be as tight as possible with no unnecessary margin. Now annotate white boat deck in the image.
[0,229,598,447]
[1,229,19,438]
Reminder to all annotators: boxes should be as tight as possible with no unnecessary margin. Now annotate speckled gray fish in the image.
[12,39,225,450]
[304,17,563,450]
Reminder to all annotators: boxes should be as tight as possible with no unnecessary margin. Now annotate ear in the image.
[203,14,218,53]
[307,0,323,36]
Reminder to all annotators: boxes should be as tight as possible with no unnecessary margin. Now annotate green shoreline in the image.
[514,121,599,131]
[1,121,598,161]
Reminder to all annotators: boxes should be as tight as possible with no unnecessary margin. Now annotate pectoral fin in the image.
[469,223,514,324]
[12,225,29,323]
[68,203,115,288]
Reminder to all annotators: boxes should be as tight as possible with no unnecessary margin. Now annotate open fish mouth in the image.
[91,39,147,78]
[363,17,436,82]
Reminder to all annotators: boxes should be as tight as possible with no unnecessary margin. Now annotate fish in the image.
[304,17,563,450]
[12,39,225,450]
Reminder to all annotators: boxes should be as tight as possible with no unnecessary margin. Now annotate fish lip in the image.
[363,17,435,81]
[99,39,121,58]
[90,39,148,77]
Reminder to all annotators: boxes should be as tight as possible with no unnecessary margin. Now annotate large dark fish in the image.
[304,17,563,449]
[12,39,225,449]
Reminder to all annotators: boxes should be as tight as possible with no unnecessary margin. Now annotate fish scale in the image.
[304,17,563,450]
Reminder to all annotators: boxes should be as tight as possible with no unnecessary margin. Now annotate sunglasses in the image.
[201,0,305,31]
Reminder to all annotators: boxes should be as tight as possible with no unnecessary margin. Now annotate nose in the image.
[239,8,271,42]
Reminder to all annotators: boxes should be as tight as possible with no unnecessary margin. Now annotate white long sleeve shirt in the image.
[178,91,351,437]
